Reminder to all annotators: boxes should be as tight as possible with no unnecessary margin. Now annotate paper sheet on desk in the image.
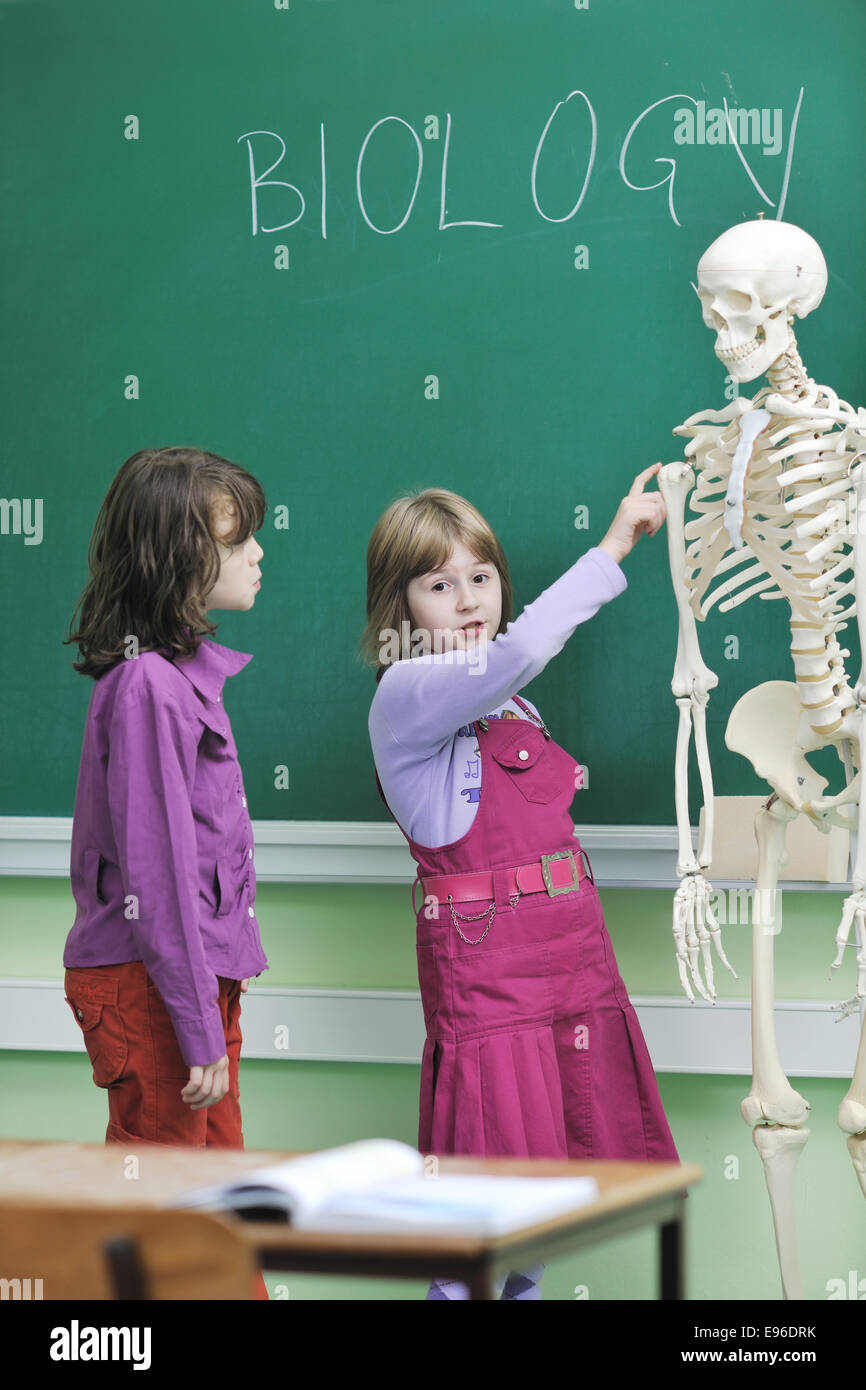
[290,1174,599,1235]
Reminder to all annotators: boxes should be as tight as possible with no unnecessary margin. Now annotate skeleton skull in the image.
[696,220,827,382]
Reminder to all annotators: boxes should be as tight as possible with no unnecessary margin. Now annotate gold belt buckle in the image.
[540,849,581,897]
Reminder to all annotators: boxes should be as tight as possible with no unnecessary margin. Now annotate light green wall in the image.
[1,877,864,1300]
[1,875,859,995]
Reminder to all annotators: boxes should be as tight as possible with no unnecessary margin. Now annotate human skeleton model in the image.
[657,220,866,1300]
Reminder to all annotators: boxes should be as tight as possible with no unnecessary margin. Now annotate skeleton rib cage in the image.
[678,385,866,635]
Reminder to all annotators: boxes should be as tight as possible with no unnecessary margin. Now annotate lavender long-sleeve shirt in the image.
[64,638,268,1067]
[369,546,627,847]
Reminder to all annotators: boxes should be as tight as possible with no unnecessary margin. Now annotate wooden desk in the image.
[0,1141,701,1300]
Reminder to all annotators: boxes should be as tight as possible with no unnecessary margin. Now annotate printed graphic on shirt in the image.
[456,701,536,809]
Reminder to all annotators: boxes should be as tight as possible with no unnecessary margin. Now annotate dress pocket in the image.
[490,723,561,803]
[416,944,439,1030]
[450,942,553,1039]
[65,989,128,1087]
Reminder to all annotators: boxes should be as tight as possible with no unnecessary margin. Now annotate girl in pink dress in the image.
[363,464,675,1300]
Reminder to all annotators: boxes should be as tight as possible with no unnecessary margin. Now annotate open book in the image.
[170,1139,599,1235]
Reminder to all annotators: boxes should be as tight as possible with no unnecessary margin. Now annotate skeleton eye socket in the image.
[723,290,755,314]
[698,291,726,331]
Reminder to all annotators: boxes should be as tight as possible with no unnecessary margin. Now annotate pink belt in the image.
[419,847,590,904]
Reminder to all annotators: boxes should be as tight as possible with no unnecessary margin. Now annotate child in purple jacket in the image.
[63,447,267,1153]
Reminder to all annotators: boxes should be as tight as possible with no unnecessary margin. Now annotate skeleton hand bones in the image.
[669,622,739,1003]
[830,889,866,1020]
[673,871,738,1002]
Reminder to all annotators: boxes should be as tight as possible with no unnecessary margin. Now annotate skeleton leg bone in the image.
[833,688,866,1181]
[838,1005,866,1198]
[740,797,811,1302]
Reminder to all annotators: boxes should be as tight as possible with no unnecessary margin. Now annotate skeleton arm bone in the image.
[659,462,718,869]
[659,461,737,1001]
[828,460,866,1018]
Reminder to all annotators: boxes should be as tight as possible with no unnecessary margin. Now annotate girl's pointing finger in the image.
[628,462,663,496]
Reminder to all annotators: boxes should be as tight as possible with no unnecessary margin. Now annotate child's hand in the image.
[240,978,250,992]
[182,1054,230,1109]
[597,463,667,566]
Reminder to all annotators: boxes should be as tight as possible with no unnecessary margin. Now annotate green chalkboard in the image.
[2,0,866,826]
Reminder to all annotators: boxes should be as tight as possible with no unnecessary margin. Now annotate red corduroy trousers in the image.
[65,960,268,1300]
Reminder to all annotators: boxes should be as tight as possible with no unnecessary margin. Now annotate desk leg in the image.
[466,1265,498,1300]
[104,1236,147,1300]
[660,1211,683,1300]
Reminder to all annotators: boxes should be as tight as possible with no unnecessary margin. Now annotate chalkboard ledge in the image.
[0,818,853,893]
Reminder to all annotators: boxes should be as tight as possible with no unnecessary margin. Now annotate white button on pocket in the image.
[491,726,560,803]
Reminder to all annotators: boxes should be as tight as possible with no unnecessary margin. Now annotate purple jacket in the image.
[64,638,268,1067]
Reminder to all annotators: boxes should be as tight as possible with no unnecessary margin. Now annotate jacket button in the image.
[248,848,253,858]
[248,906,255,918]
[242,796,247,807]
[76,1008,84,1021]
[518,749,529,761]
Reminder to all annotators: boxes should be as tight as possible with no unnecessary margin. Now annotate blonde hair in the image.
[359,488,513,684]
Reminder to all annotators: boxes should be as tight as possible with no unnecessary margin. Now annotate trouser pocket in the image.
[65,973,128,1087]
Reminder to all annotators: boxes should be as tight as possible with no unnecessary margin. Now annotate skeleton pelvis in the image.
[725,681,828,818]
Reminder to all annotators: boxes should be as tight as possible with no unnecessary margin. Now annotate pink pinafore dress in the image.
[377,696,679,1163]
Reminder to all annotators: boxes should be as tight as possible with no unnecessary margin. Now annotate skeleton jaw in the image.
[715,320,792,382]
[717,326,767,366]
[716,330,765,365]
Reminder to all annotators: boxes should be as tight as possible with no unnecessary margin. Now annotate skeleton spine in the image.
[785,475,856,737]
[758,348,858,736]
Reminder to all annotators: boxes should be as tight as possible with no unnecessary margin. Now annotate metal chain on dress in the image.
[447,890,521,944]
[447,895,495,944]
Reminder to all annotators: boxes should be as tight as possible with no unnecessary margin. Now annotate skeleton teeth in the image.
[717,337,761,363]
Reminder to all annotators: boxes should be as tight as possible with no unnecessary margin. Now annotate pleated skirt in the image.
[416,877,679,1162]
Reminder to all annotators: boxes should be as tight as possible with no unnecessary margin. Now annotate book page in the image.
[172,1138,424,1218]
[296,1173,599,1235]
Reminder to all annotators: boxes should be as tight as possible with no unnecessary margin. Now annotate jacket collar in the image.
[173,636,253,703]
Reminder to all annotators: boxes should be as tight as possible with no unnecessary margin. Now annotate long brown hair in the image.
[359,488,513,684]
[65,447,266,679]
